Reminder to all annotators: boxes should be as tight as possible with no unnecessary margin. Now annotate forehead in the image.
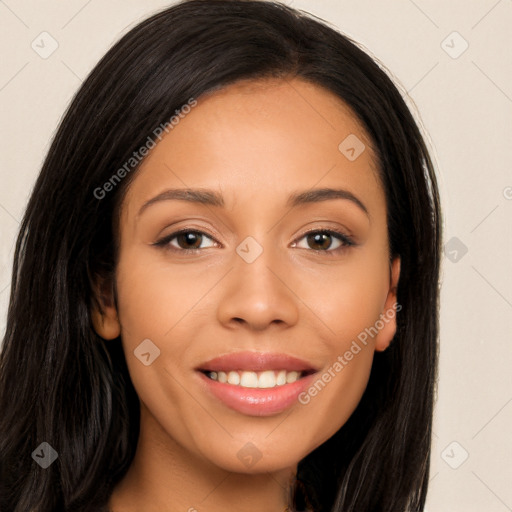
[121,77,385,221]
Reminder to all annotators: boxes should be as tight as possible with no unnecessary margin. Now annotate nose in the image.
[216,241,300,332]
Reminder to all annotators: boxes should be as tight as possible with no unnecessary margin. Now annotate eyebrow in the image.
[286,188,368,216]
[138,187,369,217]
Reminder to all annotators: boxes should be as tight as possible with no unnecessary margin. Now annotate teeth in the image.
[286,371,300,383]
[227,371,240,385]
[206,369,303,388]
[240,371,258,387]
[258,370,275,388]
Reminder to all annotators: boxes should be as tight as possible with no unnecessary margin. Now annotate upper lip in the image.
[196,351,320,373]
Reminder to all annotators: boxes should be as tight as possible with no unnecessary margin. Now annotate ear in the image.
[90,275,121,340]
[374,256,401,352]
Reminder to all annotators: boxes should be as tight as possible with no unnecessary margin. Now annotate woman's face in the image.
[95,77,400,473]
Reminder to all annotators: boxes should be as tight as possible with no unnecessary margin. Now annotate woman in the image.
[0,1,441,510]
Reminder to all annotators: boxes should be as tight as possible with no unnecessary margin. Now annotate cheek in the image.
[113,251,196,393]
[115,249,205,340]
[294,254,390,345]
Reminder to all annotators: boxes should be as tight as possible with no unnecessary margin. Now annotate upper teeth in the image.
[206,370,302,388]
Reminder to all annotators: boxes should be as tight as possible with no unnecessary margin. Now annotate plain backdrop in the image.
[1,1,511,510]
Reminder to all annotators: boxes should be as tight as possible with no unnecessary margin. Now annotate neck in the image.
[108,405,296,512]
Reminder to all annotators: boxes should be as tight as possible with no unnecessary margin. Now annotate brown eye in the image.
[154,230,217,252]
[306,232,335,250]
[293,230,354,253]
[175,231,203,250]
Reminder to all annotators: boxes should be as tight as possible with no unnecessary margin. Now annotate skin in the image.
[92,77,400,512]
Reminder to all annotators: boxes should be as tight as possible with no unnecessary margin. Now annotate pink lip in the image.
[194,351,320,416]
[196,370,318,416]
[196,351,319,372]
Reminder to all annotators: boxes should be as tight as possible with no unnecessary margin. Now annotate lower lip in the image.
[196,371,317,416]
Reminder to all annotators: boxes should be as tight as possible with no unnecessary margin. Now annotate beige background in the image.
[1,1,511,510]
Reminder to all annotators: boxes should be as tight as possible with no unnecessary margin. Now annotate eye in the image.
[153,228,354,255]
[291,229,354,253]
[153,229,218,252]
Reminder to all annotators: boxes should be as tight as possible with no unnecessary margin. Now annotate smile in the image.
[195,351,320,416]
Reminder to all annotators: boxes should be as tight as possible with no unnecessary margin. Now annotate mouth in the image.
[195,351,320,416]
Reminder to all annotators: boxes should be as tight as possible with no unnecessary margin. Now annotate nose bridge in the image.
[236,235,277,290]
[216,233,299,329]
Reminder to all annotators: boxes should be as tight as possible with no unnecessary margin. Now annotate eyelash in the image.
[153,228,355,256]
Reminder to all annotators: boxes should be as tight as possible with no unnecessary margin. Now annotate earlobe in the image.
[374,256,401,352]
[91,306,121,340]
[90,278,121,340]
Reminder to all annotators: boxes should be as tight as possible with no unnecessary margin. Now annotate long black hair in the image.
[0,1,441,510]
